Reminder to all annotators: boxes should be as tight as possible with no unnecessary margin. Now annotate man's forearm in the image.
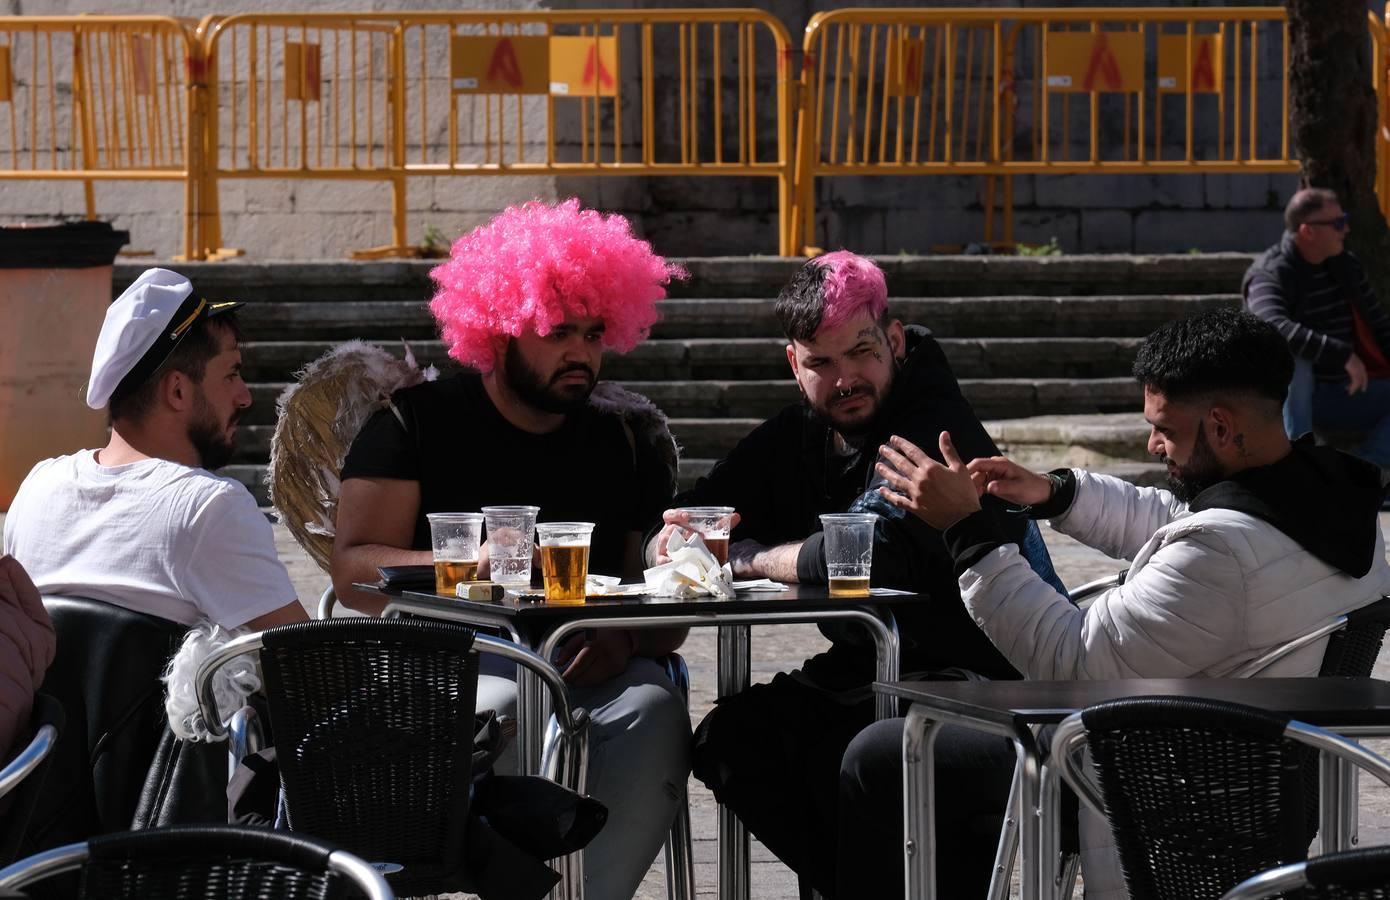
[332,545,433,615]
[731,540,802,582]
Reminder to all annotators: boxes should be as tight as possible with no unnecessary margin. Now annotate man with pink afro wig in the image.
[647,249,1065,898]
[332,200,691,900]
[428,198,684,374]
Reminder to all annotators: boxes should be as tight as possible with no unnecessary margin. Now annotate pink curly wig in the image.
[811,250,888,335]
[429,199,686,373]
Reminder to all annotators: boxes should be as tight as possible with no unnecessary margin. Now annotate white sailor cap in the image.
[86,267,242,410]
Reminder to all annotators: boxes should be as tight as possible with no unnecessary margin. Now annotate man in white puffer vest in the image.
[837,307,1390,899]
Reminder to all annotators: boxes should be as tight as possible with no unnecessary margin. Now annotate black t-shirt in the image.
[340,373,672,577]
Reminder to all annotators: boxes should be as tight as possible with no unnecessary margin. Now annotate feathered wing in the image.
[267,340,436,572]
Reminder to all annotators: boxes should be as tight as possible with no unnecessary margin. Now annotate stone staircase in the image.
[112,254,1253,505]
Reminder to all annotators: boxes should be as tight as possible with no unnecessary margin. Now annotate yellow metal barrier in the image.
[0,16,201,258]
[195,10,796,258]
[1373,12,1390,224]
[791,7,1305,254]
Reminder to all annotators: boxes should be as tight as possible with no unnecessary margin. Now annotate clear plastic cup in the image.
[482,505,540,590]
[819,513,877,598]
[676,506,736,566]
[426,512,484,595]
[535,522,595,605]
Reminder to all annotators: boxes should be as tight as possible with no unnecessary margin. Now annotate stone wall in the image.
[0,0,1346,257]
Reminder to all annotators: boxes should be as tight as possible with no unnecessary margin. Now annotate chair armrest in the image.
[472,634,588,737]
[1219,860,1308,900]
[316,586,336,620]
[1050,712,1107,816]
[0,723,58,802]
[1228,617,1348,678]
[1286,720,1390,790]
[0,842,88,890]
[1068,569,1127,609]
[193,632,268,741]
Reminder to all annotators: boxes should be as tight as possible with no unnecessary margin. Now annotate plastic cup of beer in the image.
[482,505,540,590]
[536,522,595,605]
[426,512,484,595]
[677,506,736,566]
[819,513,877,598]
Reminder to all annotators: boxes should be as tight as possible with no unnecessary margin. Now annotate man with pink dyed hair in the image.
[648,250,1060,897]
[331,200,692,900]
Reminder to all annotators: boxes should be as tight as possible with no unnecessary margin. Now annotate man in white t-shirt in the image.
[2,267,305,631]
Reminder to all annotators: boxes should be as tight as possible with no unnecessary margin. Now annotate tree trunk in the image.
[1287,0,1390,299]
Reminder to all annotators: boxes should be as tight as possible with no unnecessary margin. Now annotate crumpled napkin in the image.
[644,530,737,599]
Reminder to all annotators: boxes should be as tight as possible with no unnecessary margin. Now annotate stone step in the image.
[651,295,1235,339]
[242,376,1141,427]
[234,417,767,464]
[124,253,1253,302]
[984,413,1152,468]
[232,294,1237,343]
[237,336,1144,384]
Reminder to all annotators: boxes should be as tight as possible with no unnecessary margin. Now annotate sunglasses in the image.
[1307,214,1350,232]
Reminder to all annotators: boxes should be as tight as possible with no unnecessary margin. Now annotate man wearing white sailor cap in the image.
[2,268,306,631]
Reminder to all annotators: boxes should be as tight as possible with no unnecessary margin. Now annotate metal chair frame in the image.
[0,718,58,802]
[985,594,1388,900]
[1051,703,1390,900]
[196,617,590,899]
[0,827,395,899]
[316,584,699,900]
[1219,845,1390,899]
[1220,858,1317,900]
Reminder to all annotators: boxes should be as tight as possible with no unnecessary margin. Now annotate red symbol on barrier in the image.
[902,43,923,87]
[581,43,615,89]
[1192,39,1216,92]
[1082,33,1124,91]
[485,38,524,88]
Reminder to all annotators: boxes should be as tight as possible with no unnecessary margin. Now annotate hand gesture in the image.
[966,456,1054,507]
[1346,352,1369,395]
[875,432,983,531]
[646,508,742,565]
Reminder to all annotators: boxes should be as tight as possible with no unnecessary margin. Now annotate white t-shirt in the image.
[2,451,296,629]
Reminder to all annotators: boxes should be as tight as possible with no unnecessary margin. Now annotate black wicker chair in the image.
[1221,845,1390,899]
[0,824,393,899]
[1051,696,1390,900]
[0,694,63,865]
[1035,596,1390,900]
[194,617,592,899]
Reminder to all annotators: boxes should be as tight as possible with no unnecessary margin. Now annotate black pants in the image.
[690,650,1016,899]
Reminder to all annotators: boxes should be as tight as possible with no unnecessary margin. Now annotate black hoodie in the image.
[1190,435,1385,578]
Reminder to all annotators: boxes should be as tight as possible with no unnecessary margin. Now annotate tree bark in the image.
[1287,0,1390,298]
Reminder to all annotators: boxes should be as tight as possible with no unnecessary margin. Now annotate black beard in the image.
[188,397,237,471]
[503,341,595,415]
[1162,423,1225,503]
[805,387,882,437]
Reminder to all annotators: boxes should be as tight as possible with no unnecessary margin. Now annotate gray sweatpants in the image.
[478,655,692,900]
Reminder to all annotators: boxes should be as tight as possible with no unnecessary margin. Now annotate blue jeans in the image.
[1285,356,1390,469]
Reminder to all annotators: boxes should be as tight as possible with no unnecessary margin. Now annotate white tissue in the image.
[644,531,737,599]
